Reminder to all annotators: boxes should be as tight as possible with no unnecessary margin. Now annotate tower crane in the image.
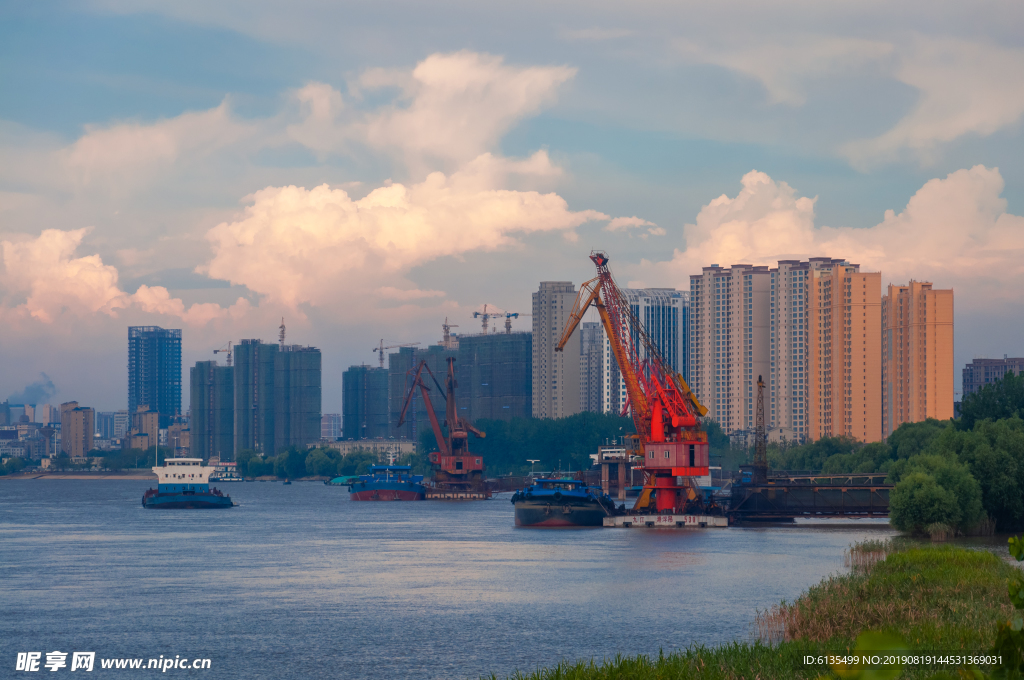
[556,251,710,514]
[473,304,505,334]
[502,312,531,334]
[372,340,420,369]
[213,341,233,366]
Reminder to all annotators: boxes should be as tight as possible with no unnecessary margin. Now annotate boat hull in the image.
[350,481,426,501]
[513,499,607,527]
[143,490,234,509]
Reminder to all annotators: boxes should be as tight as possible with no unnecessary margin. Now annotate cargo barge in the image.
[142,458,234,509]
[349,465,426,501]
[511,478,618,527]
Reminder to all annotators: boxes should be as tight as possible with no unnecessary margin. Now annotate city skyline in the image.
[4,3,1024,411]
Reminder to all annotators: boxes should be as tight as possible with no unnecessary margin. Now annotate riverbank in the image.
[1,471,157,479]
[494,539,1017,680]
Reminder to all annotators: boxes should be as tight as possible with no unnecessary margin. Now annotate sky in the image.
[2,0,1024,412]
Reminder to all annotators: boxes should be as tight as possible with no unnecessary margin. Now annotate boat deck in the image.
[603,514,728,528]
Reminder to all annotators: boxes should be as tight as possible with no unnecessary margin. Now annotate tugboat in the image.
[349,465,426,501]
[511,478,618,527]
[143,458,234,509]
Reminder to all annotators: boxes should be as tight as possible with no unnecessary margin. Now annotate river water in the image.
[1,480,895,678]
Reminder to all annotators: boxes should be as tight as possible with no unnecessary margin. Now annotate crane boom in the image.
[556,251,710,514]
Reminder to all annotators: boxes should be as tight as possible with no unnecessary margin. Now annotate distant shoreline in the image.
[1,472,157,480]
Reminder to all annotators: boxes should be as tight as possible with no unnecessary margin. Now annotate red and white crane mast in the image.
[556,251,710,513]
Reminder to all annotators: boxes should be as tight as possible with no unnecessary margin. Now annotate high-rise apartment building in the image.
[190,360,235,460]
[795,259,881,442]
[127,326,182,427]
[690,258,882,443]
[532,282,581,418]
[343,365,390,439]
[689,265,771,433]
[963,357,1024,396]
[605,287,691,416]
[60,402,94,457]
[321,414,342,440]
[579,322,604,413]
[113,410,130,439]
[95,412,115,439]
[882,281,954,436]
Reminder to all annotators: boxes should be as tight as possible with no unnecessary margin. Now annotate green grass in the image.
[490,541,1018,680]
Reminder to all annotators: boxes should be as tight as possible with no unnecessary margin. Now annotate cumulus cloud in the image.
[8,373,57,405]
[201,155,608,311]
[287,51,577,169]
[62,100,258,189]
[0,228,247,325]
[656,165,1024,302]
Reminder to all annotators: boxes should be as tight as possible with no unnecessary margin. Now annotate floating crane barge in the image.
[557,252,722,527]
[398,357,491,500]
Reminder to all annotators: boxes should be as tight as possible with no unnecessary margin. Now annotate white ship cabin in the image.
[154,458,214,485]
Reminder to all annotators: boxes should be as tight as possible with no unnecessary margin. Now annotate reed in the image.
[493,541,1021,680]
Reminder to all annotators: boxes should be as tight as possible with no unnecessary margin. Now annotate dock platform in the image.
[603,514,728,528]
[426,490,491,500]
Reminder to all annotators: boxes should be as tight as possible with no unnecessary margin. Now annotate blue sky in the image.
[2,0,1024,411]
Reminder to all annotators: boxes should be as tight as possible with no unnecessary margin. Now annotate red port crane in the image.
[397,358,490,498]
[556,251,710,513]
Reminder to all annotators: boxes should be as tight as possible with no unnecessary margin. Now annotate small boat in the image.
[143,458,234,509]
[510,478,618,527]
[349,465,425,501]
[282,479,292,485]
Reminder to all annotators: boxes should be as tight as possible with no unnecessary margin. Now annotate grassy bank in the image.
[492,540,1018,680]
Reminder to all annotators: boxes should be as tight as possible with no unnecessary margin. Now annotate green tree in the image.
[887,454,984,532]
[305,449,338,477]
[889,472,962,533]
[235,449,258,477]
[274,447,308,479]
[338,450,377,476]
[959,370,1024,430]
[931,416,1024,531]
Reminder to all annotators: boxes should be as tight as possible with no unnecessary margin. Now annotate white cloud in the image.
[201,156,608,312]
[606,215,656,231]
[62,100,258,189]
[676,35,893,107]
[656,165,1024,302]
[0,228,247,325]
[287,51,577,170]
[844,37,1024,166]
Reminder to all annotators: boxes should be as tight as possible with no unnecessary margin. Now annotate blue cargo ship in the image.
[510,478,618,527]
[143,458,234,509]
[349,465,426,501]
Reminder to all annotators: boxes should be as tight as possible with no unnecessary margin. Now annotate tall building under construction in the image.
[189,361,234,461]
[186,338,323,458]
[342,365,389,439]
[882,281,954,436]
[457,331,532,422]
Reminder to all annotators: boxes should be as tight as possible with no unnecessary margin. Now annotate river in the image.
[0,480,895,678]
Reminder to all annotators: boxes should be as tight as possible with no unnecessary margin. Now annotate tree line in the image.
[764,371,1024,535]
